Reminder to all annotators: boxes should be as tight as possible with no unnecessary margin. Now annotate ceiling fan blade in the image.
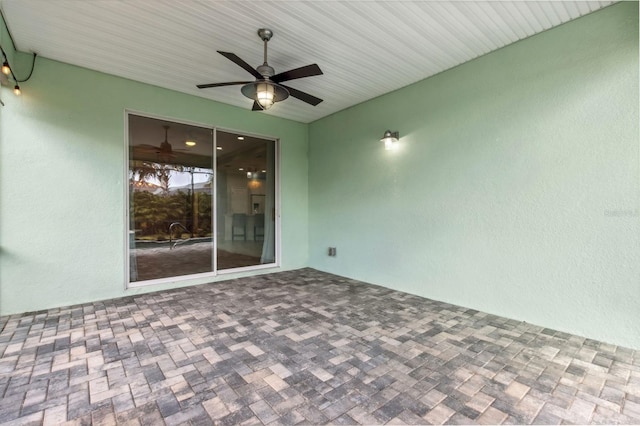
[217,51,262,79]
[252,101,262,111]
[280,84,323,106]
[272,64,323,83]
[134,144,160,152]
[197,81,252,89]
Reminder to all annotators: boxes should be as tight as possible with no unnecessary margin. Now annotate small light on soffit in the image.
[380,130,399,150]
[185,140,196,147]
[216,146,223,150]
[237,136,244,141]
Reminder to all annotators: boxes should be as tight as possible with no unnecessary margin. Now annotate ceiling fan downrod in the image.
[257,28,274,79]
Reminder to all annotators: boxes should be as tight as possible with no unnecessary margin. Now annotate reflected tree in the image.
[130,160,183,194]
[129,160,212,240]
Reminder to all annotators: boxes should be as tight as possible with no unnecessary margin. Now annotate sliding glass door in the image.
[215,130,276,270]
[127,113,277,285]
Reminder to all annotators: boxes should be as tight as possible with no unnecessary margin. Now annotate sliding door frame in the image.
[215,125,281,275]
[123,110,281,289]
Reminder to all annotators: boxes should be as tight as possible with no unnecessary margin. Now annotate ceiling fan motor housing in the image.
[257,64,274,78]
[258,28,273,42]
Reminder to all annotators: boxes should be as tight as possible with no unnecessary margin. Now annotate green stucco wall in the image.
[0,36,309,314]
[309,2,640,349]
[2,3,639,350]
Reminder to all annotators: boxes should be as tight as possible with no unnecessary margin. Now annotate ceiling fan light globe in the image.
[256,82,275,110]
[241,81,289,111]
[256,84,274,110]
[257,98,274,110]
[258,100,274,110]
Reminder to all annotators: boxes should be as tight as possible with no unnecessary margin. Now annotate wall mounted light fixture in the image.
[380,130,399,150]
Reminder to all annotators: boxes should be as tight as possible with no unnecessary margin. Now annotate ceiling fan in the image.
[197,28,323,111]
[133,125,189,162]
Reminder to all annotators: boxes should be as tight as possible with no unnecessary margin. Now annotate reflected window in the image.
[127,114,277,285]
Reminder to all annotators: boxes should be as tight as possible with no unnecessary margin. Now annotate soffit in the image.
[0,1,615,123]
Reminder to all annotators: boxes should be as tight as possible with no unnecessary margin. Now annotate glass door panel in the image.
[128,114,214,282]
[215,130,276,270]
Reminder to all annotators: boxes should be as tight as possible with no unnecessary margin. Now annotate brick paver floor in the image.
[1,268,639,425]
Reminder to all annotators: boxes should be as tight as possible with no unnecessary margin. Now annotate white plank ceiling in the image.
[0,1,615,123]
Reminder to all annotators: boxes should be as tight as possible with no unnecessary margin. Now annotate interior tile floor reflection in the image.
[0,269,639,425]
[132,241,263,282]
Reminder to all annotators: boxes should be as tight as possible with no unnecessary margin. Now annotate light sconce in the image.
[380,130,399,150]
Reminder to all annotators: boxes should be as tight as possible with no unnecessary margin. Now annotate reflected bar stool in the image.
[232,213,247,241]
[254,213,265,241]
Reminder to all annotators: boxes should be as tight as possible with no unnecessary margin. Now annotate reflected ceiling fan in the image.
[197,28,323,111]
[134,125,189,162]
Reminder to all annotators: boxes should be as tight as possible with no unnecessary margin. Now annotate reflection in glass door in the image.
[127,113,277,285]
[128,114,214,282]
[215,130,276,271]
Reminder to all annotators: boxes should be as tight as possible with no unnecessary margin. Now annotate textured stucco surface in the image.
[308,3,639,349]
[1,3,638,350]
[0,32,309,314]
